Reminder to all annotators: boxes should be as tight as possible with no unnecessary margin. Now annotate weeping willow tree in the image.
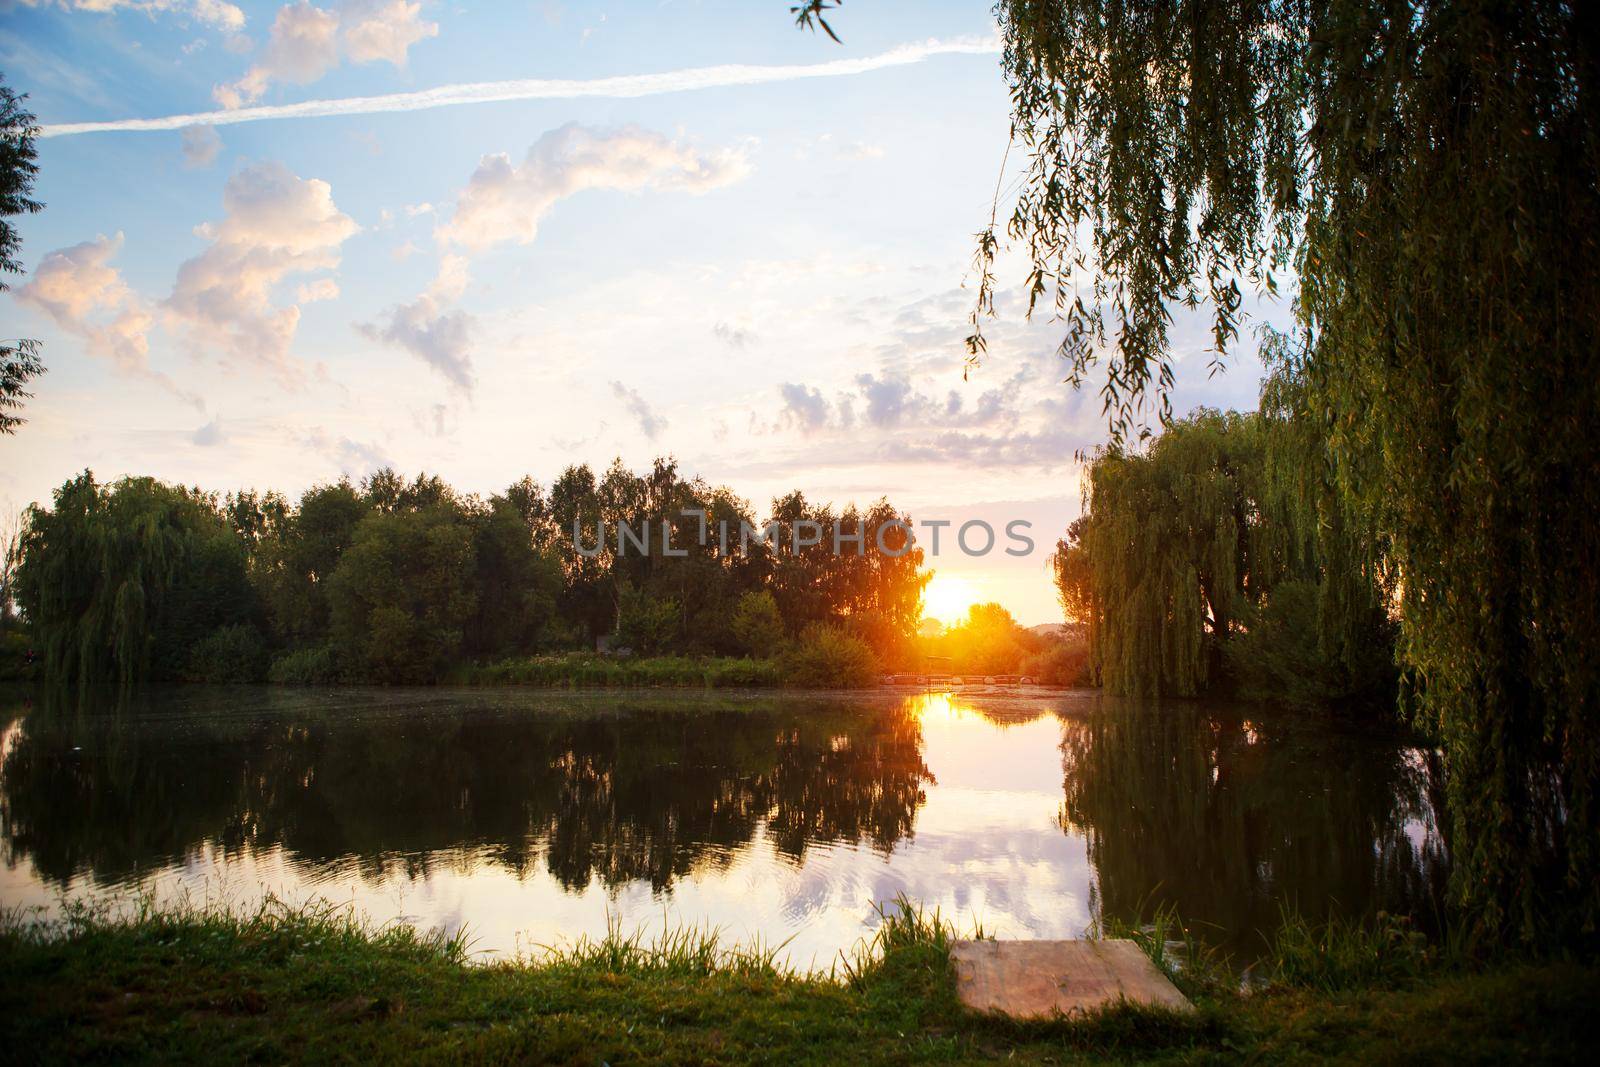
[1061,410,1263,697]
[14,472,256,686]
[956,1,1600,940]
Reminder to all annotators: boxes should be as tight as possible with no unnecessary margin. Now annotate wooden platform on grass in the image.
[950,939,1193,1018]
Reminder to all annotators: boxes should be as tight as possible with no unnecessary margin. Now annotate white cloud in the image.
[191,417,227,445]
[165,160,358,382]
[180,124,222,167]
[190,0,245,30]
[17,232,202,407]
[295,277,340,302]
[358,253,475,390]
[712,321,753,349]
[213,1,436,108]
[214,2,339,108]
[610,381,666,441]
[19,233,152,372]
[302,427,393,475]
[438,123,750,252]
[46,37,1000,137]
[840,140,886,160]
[341,0,437,65]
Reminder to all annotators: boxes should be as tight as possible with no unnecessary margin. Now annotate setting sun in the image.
[922,573,980,626]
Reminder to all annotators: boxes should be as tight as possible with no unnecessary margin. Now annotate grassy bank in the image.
[1,900,1592,1064]
[454,653,785,689]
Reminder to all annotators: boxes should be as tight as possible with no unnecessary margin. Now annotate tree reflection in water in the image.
[1058,699,1450,954]
[0,688,931,893]
[0,687,1449,957]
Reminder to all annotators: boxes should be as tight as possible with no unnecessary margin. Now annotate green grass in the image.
[459,653,788,689]
[1,897,1593,1064]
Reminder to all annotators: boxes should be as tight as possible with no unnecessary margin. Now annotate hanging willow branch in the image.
[970,0,1600,943]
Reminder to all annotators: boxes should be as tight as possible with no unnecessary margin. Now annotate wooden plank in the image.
[950,939,1193,1018]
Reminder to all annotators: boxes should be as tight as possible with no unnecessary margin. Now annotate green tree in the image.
[468,493,563,657]
[549,464,612,646]
[613,582,678,656]
[730,590,785,658]
[252,481,369,644]
[14,473,258,685]
[325,504,477,683]
[1,77,45,434]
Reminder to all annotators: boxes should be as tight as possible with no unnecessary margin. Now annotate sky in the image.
[1,0,1279,626]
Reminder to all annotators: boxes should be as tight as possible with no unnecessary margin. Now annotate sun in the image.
[922,573,979,627]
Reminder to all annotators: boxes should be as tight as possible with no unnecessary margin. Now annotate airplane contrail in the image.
[40,37,1001,138]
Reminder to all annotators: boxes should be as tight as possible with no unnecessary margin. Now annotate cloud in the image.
[213,1,436,109]
[341,0,437,65]
[839,140,885,160]
[214,2,339,108]
[191,0,245,30]
[303,427,391,474]
[180,124,222,167]
[191,417,227,445]
[357,253,475,390]
[438,123,749,252]
[295,277,340,302]
[18,232,203,407]
[610,381,666,441]
[712,321,753,349]
[43,37,1001,136]
[856,373,918,427]
[19,1,245,31]
[165,160,358,382]
[766,368,1019,438]
[778,382,830,430]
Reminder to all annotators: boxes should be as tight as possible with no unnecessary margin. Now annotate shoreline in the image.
[1,898,1589,1064]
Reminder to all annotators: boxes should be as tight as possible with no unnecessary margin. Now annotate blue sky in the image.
[1,1,1278,624]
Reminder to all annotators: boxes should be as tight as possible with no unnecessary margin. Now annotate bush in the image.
[779,625,877,688]
[268,646,341,686]
[614,585,679,655]
[730,591,785,658]
[1020,640,1092,686]
[185,624,268,683]
[0,628,40,682]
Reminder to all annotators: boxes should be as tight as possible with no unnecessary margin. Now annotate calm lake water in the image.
[0,686,1448,968]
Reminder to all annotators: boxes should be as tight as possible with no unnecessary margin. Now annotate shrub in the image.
[1020,640,1092,686]
[780,625,877,688]
[0,628,40,681]
[268,646,341,686]
[730,591,785,659]
[614,585,679,656]
[185,623,268,683]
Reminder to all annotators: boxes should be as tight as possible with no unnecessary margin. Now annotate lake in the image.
[0,686,1448,969]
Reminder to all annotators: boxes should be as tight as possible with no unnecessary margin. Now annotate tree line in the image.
[10,460,934,686]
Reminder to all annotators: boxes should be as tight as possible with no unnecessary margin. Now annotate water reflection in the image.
[0,686,1447,963]
[1059,702,1450,954]
[0,688,930,894]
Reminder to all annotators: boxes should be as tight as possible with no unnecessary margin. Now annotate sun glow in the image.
[922,573,980,626]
